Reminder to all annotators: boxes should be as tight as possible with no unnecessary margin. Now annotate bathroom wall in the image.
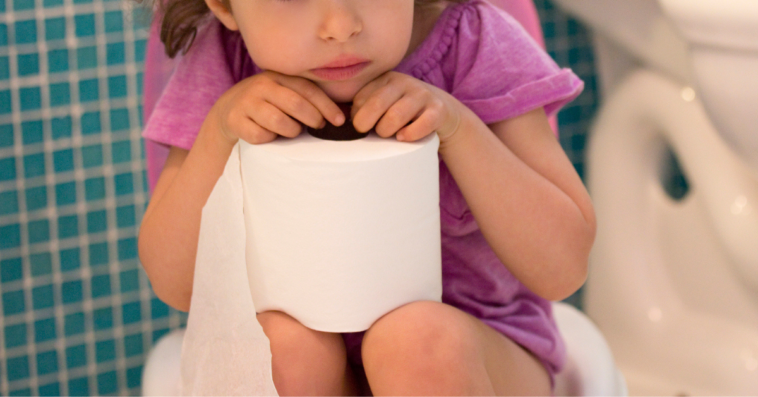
[535,0,599,181]
[0,1,186,395]
[0,0,598,395]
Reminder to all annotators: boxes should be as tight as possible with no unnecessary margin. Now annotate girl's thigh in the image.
[361,301,551,396]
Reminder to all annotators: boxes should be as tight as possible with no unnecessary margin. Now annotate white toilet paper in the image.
[240,132,443,332]
[182,144,278,396]
[181,133,442,395]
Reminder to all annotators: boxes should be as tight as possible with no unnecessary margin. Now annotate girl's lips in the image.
[310,61,370,81]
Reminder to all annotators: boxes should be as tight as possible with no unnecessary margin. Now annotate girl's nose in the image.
[318,1,363,43]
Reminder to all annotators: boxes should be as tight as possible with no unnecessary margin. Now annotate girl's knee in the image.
[361,302,495,394]
[362,301,481,366]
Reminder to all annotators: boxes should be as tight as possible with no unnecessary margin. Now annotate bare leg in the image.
[256,311,359,396]
[361,301,551,396]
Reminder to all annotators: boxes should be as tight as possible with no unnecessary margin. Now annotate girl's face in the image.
[219,0,415,103]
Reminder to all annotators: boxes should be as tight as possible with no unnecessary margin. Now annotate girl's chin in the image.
[319,83,364,104]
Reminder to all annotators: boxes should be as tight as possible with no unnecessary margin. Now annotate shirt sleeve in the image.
[448,2,584,125]
[141,19,237,150]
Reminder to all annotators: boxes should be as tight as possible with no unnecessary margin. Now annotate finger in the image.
[276,75,345,127]
[396,105,442,142]
[352,72,392,111]
[374,94,424,138]
[250,101,304,138]
[352,80,405,133]
[237,117,278,145]
[263,84,326,130]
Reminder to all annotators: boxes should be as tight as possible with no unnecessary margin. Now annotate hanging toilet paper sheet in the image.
[180,143,277,396]
[181,132,442,395]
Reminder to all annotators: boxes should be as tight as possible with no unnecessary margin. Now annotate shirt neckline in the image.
[395,0,472,76]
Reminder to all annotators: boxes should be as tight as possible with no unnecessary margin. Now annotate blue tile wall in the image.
[0,1,187,395]
[535,0,599,180]
[0,0,599,395]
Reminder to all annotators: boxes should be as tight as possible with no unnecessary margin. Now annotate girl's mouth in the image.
[310,60,371,81]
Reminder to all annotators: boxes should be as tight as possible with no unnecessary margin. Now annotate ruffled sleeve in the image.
[142,19,245,150]
[446,1,583,125]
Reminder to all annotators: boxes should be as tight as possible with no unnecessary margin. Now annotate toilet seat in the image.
[553,303,627,396]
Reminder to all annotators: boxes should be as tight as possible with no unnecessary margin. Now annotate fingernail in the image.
[319,119,326,129]
[396,133,405,141]
[334,113,345,126]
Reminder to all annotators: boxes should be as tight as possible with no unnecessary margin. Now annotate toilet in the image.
[658,0,758,172]
[552,0,758,394]
[140,1,627,395]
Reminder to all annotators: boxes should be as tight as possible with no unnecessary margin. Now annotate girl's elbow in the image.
[154,287,192,313]
[557,258,589,301]
[556,222,595,300]
[538,261,588,302]
[138,230,192,312]
[141,260,193,312]
[538,227,594,301]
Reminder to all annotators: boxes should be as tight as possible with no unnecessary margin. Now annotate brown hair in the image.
[145,0,468,58]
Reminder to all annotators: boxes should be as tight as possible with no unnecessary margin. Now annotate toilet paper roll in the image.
[240,132,442,332]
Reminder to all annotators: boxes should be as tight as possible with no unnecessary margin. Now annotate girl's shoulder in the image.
[397,0,583,125]
[397,0,543,79]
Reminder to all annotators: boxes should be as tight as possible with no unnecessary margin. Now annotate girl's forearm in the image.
[438,107,595,301]
[138,107,236,311]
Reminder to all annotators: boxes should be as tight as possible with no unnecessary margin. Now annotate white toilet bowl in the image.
[659,0,758,172]
[141,302,626,396]
[552,303,627,396]
[141,329,185,396]
[586,69,758,395]
[554,0,758,174]
[551,0,758,394]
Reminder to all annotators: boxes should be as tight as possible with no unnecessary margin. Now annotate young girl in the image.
[138,0,596,395]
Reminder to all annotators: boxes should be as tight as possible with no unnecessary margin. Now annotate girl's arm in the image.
[351,72,594,301]
[139,109,236,312]
[439,105,596,301]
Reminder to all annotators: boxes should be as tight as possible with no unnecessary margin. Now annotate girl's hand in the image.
[211,70,345,145]
[351,71,462,143]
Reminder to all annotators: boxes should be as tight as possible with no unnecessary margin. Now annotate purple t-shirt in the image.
[144,0,583,378]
